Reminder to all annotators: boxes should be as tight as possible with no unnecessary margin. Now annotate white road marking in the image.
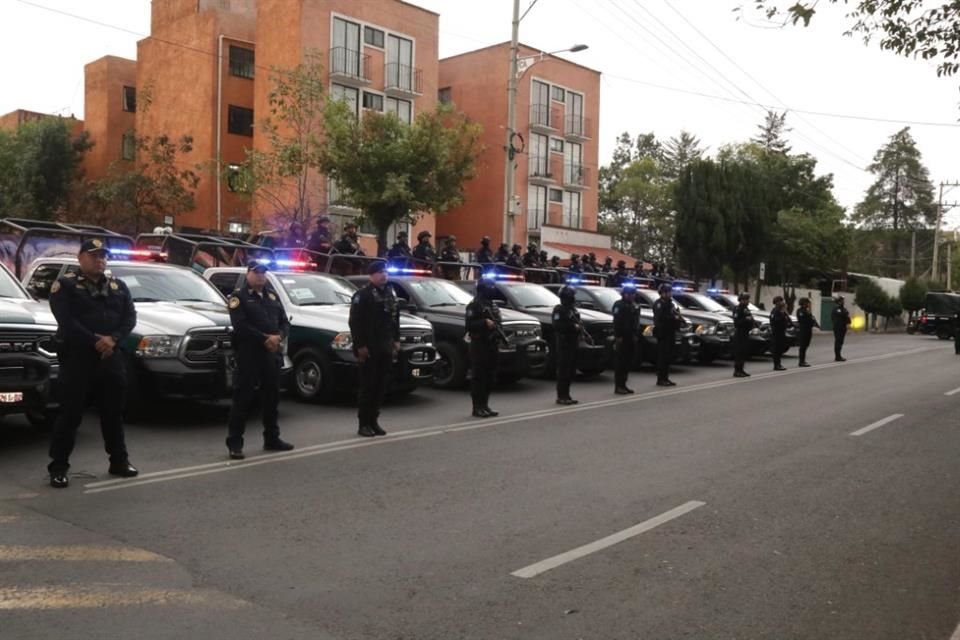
[0,545,171,562]
[84,345,939,494]
[950,617,960,640]
[0,515,19,523]
[944,386,960,396]
[510,500,707,579]
[849,414,905,437]
[0,585,246,610]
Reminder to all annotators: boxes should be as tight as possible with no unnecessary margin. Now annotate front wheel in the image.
[937,326,952,340]
[432,342,467,389]
[292,349,335,403]
[577,367,604,377]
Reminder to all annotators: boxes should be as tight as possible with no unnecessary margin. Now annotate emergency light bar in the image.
[481,272,523,281]
[274,259,312,269]
[706,288,730,294]
[386,266,432,276]
[110,248,168,260]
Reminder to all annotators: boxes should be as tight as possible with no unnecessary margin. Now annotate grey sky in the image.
[4,0,960,226]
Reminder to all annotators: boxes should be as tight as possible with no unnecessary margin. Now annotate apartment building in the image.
[82,56,137,183]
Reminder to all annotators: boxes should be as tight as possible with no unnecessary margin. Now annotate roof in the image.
[542,242,650,268]
[439,41,601,75]
[396,0,440,17]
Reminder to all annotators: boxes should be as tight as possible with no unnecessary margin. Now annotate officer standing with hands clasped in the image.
[652,283,680,387]
[466,278,503,418]
[226,261,294,460]
[769,295,792,372]
[553,285,582,405]
[832,295,852,361]
[796,297,819,367]
[612,282,639,394]
[732,291,756,377]
[349,261,400,437]
[47,239,138,488]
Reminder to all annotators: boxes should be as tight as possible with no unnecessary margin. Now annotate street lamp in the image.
[502,0,588,246]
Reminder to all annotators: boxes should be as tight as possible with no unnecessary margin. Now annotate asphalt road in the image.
[2,333,960,640]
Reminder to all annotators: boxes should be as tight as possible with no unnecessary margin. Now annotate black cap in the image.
[738,291,751,301]
[418,230,432,240]
[367,261,387,275]
[344,222,358,230]
[397,231,408,238]
[79,238,108,255]
[658,283,672,294]
[317,215,331,224]
[247,260,269,273]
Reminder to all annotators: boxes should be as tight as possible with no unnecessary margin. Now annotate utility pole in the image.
[932,180,960,282]
[948,241,953,291]
[910,230,916,277]
[502,0,522,247]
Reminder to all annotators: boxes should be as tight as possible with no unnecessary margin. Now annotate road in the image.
[1,333,959,640]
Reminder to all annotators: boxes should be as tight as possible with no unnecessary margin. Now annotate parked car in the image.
[542,283,700,365]
[345,274,547,388]
[206,268,436,402]
[23,257,268,419]
[459,278,614,376]
[913,292,960,339]
[0,261,60,428]
[704,291,795,352]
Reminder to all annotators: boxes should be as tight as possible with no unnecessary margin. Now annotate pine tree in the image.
[751,110,791,154]
[662,131,706,180]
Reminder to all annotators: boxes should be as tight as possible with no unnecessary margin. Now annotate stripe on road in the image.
[510,501,707,579]
[0,516,19,523]
[944,386,960,396]
[0,545,171,562]
[849,414,905,437]
[0,585,246,610]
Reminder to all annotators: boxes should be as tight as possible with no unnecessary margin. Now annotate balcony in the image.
[385,62,423,97]
[529,103,559,132]
[329,47,371,85]
[528,156,554,183]
[565,114,592,140]
[564,163,590,189]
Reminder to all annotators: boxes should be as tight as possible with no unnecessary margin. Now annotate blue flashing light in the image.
[387,266,432,276]
[481,272,498,280]
[566,277,583,285]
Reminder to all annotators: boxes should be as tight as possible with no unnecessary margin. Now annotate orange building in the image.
[82,56,137,182]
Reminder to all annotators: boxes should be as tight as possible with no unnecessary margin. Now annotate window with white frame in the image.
[332,17,362,77]
[362,91,384,112]
[364,26,385,48]
[564,141,583,184]
[529,133,550,177]
[385,97,412,124]
[551,86,565,102]
[550,138,564,153]
[549,188,563,203]
[330,83,359,116]
[566,91,584,135]
[386,34,414,91]
[527,185,548,231]
[562,191,582,228]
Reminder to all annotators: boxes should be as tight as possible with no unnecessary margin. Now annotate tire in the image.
[906,326,916,335]
[577,367,604,377]
[292,348,335,403]
[432,342,467,389]
[937,326,952,340]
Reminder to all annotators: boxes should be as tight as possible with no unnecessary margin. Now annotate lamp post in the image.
[502,0,587,246]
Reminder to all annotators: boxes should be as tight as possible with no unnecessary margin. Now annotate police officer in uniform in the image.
[832,295,852,361]
[506,244,524,268]
[539,250,549,265]
[612,283,640,394]
[47,239,138,488]
[412,230,437,263]
[732,291,756,377]
[475,236,494,264]
[609,260,630,288]
[549,255,561,269]
[334,222,365,255]
[582,253,598,273]
[439,236,462,279]
[769,295,792,371]
[523,243,541,267]
[601,256,613,274]
[225,262,293,459]
[387,231,412,260]
[796,297,819,367]
[307,215,333,253]
[568,254,583,274]
[494,243,510,263]
[954,310,960,355]
[466,279,502,418]
[652,283,680,386]
[553,285,581,405]
[349,261,400,437]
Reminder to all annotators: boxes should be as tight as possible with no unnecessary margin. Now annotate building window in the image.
[529,133,550,177]
[364,26,385,48]
[331,84,360,116]
[227,105,254,136]
[549,188,563,203]
[527,185,548,231]
[362,92,384,112]
[551,86,565,102]
[332,17,362,78]
[226,163,244,192]
[530,80,551,127]
[229,46,255,79]
[386,34,415,91]
[121,133,136,160]
[563,191,582,229]
[386,97,412,124]
[550,138,564,153]
[122,86,137,113]
[438,87,452,104]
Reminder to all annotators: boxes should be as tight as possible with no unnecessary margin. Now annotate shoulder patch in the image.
[50,280,61,294]
[110,280,119,290]
[228,296,241,310]
[268,292,277,301]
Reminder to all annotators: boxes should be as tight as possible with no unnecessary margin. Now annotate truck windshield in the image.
[275,273,356,306]
[109,265,226,304]
[507,284,560,309]
[680,293,728,313]
[408,279,474,307]
[0,265,29,299]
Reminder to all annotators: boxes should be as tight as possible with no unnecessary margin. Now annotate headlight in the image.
[332,332,354,351]
[643,325,654,337]
[136,335,183,358]
[697,325,717,336]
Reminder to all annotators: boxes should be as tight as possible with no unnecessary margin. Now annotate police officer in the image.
[286,221,306,248]
[307,215,333,253]
[796,297,819,367]
[601,256,613,274]
[832,295,852,361]
[494,243,510,263]
[653,283,680,386]
[553,285,581,405]
[506,244,524,268]
[387,231,411,259]
[466,279,503,418]
[225,261,293,459]
[568,254,583,274]
[412,230,436,262]
[954,310,960,355]
[539,249,549,266]
[549,255,561,269]
[475,236,494,264]
[609,260,630,288]
[334,222,365,255]
[732,291,756,377]
[349,261,400,437]
[633,260,645,278]
[769,295,792,372]
[523,243,541,267]
[439,236,462,279]
[582,253,598,273]
[47,239,138,488]
[612,283,640,394]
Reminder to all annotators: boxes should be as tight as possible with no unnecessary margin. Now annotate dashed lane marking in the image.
[945,386,960,396]
[0,545,172,562]
[849,414,905,437]
[511,500,707,579]
[0,516,19,523]
[84,345,940,495]
[0,585,246,610]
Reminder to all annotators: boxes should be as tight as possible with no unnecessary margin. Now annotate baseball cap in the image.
[247,260,269,273]
[79,238,108,255]
[367,260,387,275]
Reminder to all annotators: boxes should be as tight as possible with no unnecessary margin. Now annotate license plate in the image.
[0,392,23,403]
[412,368,421,377]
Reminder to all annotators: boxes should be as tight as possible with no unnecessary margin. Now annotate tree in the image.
[610,156,674,261]
[74,133,199,234]
[598,133,638,249]
[230,51,328,229]
[854,277,888,331]
[751,110,791,155]
[674,159,731,281]
[661,131,706,180]
[318,101,482,255]
[0,117,90,219]
[899,276,927,319]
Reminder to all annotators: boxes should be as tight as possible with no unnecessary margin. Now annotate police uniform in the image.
[334,231,364,256]
[387,237,411,259]
[652,292,681,385]
[954,311,960,355]
[832,301,851,361]
[796,305,818,366]
[307,226,332,253]
[769,307,791,371]
[494,245,510,263]
[609,265,630,288]
[476,243,494,264]
[732,300,756,376]
[612,294,639,393]
[466,282,502,417]
[522,248,540,268]
[413,239,437,262]
[47,239,138,488]
[553,289,581,404]
[506,247,523,268]
[349,263,400,437]
[226,264,292,457]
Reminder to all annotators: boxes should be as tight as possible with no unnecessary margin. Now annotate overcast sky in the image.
[4,0,960,227]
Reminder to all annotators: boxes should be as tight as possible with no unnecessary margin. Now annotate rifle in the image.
[574,310,595,346]
[481,304,510,346]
